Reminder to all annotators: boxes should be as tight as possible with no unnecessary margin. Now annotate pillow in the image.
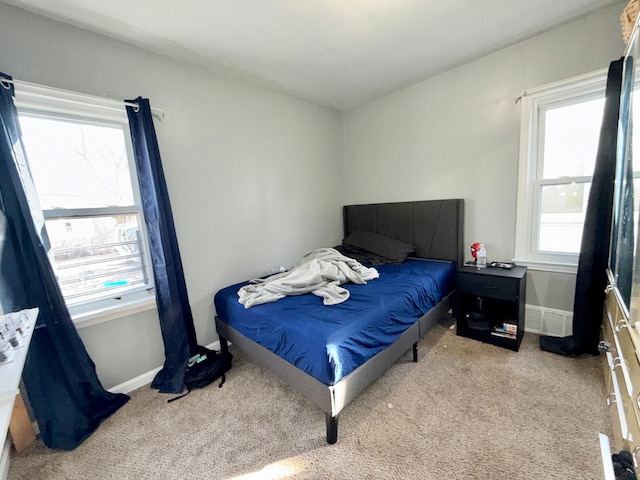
[341,230,415,264]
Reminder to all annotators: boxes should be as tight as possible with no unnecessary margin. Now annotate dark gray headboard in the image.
[343,199,464,265]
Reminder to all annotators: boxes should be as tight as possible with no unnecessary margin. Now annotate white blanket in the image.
[237,247,379,308]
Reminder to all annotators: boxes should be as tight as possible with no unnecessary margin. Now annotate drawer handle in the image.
[607,392,617,406]
[612,357,623,370]
[616,318,629,332]
[633,446,640,469]
[605,285,614,294]
[477,285,498,289]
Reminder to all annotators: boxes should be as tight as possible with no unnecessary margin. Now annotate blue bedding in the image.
[214,258,455,386]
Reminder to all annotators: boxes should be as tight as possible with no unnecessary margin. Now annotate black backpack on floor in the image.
[168,346,233,402]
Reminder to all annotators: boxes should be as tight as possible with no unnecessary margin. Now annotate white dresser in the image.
[599,275,640,478]
[598,5,640,477]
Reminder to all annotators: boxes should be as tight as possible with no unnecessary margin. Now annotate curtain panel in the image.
[540,58,624,356]
[0,73,129,450]
[126,97,198,394]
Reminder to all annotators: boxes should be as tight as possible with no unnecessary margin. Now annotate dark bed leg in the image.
[219,336,229,354]
[413,342,418,362]
[326,413,338,444]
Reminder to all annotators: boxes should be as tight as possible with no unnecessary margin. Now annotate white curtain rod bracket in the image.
[125,101,140,113]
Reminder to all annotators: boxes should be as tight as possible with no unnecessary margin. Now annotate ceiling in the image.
[1,0,624,110]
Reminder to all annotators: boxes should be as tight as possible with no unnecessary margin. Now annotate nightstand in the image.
[455,265,527,351]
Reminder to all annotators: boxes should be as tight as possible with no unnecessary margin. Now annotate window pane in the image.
[538,183,591,254]
[18,115,135,209]
[46,215,147,305]
[542,98,604,179]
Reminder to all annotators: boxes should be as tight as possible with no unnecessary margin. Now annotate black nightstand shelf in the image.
[455,265,527,351]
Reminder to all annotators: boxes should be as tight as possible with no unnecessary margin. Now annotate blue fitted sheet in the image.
[214,258,455,386]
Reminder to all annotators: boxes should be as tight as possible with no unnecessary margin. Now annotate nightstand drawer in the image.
[457,272,518,301]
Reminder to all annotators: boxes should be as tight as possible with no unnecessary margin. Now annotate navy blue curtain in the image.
[0,73,129,450]
[540,58,624,356]
[126,97,198,394]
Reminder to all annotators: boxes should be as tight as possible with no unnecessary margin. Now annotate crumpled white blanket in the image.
[237,247,379,308]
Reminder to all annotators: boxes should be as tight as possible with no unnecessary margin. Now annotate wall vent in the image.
[524,305,573,337]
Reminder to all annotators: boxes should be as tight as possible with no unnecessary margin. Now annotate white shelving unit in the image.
[0,308,38,480]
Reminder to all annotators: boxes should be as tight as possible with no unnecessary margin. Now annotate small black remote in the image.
[489,262,515,269]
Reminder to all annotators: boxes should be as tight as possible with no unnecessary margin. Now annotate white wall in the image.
[0,1,628,387]
[0,3,344,389]
[343,2,627,312]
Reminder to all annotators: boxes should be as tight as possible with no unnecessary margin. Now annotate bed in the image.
[214,199,464,443]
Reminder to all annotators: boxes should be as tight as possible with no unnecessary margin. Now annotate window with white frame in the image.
[515,69,609,272]
[13,83,155,320]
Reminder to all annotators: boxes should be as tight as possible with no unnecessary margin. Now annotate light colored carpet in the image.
[8,321,611,479]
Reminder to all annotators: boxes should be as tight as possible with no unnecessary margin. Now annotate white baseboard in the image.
[108,340,222,395]
[524,304,573,337]
[108,367,162,395]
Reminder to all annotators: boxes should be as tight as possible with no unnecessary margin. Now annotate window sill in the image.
[512,259,578,275]
[72,297,157,329]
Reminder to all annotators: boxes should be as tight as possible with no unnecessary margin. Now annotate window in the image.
[515,69,608,272]
[14,83,154,321]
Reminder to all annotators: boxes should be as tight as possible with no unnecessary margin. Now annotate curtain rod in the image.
[0,76,164,120]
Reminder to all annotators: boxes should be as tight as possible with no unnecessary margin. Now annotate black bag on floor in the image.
[168,346,232,403]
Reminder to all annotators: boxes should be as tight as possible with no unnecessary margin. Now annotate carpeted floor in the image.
[8,320,611,479]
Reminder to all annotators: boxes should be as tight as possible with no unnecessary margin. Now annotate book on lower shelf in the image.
[490,322,517,339]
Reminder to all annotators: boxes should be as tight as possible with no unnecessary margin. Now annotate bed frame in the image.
[216,199,464,443]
